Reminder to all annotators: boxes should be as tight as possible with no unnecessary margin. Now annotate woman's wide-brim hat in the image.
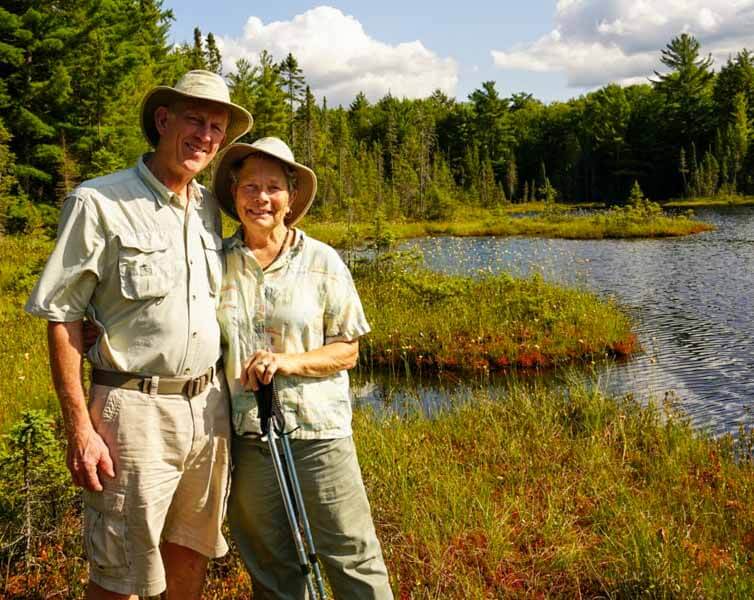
[140,70,253,148]
[213,137,317,227]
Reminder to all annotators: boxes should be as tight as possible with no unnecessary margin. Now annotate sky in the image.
[163,1,754,106]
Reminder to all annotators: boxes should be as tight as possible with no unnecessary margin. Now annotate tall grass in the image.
[357,382,754,598]
[0,236,57,432]
[354,252,636,373]
[3,382,753,598]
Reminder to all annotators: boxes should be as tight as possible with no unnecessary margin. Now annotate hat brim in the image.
[213,143,317,228]
[140,86,253,149]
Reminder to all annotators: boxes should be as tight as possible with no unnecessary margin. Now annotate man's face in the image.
[155,99,230,178]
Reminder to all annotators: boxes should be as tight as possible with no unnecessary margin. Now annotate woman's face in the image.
[233,156,296,233]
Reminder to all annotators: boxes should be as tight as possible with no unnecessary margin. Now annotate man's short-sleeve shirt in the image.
[219,229,370,439]
[25,155,223,377]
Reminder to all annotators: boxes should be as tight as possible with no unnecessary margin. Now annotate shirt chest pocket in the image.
[200,230,223,296]
[117,232,175,300]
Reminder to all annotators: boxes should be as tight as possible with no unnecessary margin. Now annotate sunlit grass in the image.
[5,382,754,598]
[305,204,714,248]
[664,194,754,208]
[0,235,57,432]
[356,382,754,598]
[354,252,636,373]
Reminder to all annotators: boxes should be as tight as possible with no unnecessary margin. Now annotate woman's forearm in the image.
[279,340,358,378]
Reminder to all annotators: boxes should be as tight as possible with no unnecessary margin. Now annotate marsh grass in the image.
[664,195,754,208]
[356,383,754,598]
[354,252,636,373]
[305,203,713,249]
[4,383,753,598]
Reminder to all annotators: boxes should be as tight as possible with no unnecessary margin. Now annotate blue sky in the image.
[163,1,754,106]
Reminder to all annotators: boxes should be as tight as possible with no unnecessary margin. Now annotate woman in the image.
[213,137,393,599]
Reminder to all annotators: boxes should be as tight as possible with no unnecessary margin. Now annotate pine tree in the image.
[653,34,715,147]
[205,33,222,74]
[506,157,518,202]
[191,27,206,70]
[278,53,306,145]
[250,51,288,139]
[679,147,689,196]
[729,93,749,192]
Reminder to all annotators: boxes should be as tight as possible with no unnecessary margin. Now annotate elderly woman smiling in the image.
[213,137,393,599]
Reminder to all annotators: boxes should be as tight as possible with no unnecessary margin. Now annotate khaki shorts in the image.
[83,370,231,597]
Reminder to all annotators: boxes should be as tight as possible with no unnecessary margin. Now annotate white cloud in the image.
[492,0,754,89]
[217,6,458,105]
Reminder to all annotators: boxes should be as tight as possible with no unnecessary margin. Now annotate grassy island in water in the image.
[353,252,636,373]
[306,199,714,249]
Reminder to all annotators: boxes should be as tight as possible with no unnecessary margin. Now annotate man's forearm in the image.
[48,320,90,434]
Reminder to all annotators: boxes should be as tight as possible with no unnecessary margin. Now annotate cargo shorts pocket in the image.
[117,231,174,300]
[83,490,129,578]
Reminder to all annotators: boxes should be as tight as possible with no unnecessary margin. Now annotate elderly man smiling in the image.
[25,71,251,600]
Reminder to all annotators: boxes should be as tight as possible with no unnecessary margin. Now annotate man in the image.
[25,70,252,599]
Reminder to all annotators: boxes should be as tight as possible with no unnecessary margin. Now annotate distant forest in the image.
[1,0,753,233]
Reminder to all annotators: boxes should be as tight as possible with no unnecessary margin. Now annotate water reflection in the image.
[354,207,754,436]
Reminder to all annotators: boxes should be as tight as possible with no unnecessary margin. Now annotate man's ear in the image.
[154,106,170,136]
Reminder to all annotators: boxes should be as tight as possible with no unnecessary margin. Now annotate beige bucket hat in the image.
[140,70,253,148]
[213,137,317,227]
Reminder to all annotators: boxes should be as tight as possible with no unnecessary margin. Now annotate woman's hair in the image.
[230,154,298,192]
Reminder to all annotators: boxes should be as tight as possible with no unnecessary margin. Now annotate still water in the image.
[354,207,754,436]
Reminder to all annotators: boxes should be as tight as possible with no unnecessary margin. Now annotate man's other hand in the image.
[66,425,115,491]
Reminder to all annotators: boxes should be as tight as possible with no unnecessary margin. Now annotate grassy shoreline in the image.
[306,204,714,249]
[4,384,754,598]
[664,194,754,208]
[355,383,754,598]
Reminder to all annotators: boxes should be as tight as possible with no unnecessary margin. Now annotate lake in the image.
[354,207,754,436]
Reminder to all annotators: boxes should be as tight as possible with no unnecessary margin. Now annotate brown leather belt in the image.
[92,363,218,398]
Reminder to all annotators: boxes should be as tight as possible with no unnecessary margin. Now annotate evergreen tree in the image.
[679,147,689,196]
[714,50,754,127]
[205,33,222,74]
[505,157,518,202]
[191,27,206,70]
[653,34,715,146]
[278,53,306,145]
[251,51,288,140]
[294,85,318,167]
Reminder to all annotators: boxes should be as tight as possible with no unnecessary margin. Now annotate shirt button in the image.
[192,332,197,338]
[189,259,194,265]
[184,368,191,374]
[192,294,197,300]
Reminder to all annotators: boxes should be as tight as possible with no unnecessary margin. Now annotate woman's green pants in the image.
[229,435,394,599]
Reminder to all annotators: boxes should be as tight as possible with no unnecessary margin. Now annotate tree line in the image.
[1,0,753,233]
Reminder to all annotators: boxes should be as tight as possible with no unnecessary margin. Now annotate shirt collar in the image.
[136,154,203,208]
[225,227,305,272]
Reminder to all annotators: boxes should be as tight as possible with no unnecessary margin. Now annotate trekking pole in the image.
[256,379,328,600]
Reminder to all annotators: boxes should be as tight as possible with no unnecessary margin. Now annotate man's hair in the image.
[230,155,298,192]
